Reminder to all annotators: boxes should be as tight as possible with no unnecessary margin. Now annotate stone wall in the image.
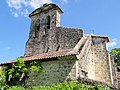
[76,35,95,80]
[24,5,83,57]
[110,56,118,88]
[25,56,77,86]
[24,27,83,57]
[117,72,120,89]
[24,9,61,57]
[76,36,115,86]
[55,27,83,51]
[93,37,112,85]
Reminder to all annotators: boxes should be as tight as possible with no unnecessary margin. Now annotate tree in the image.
[110,48,120,71]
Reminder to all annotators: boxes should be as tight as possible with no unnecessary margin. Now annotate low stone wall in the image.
[25,58,77,86]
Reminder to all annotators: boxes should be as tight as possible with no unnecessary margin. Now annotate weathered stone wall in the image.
[76,36,116,86]
[54,27,83,51]
[76,35,95,80]
[25,58,77,86]
[117,72,120,89]
[110,56,118,88]
[24,27,83,57]
[25,9,61,57]
[24,5,83,57]
[93,37,112,85]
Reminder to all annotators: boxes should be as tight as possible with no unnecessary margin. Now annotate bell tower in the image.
[29,3,63,37]
[24,3,63,57]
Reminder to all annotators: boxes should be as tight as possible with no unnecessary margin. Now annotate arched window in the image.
[47,16,50,29]
[35,19,40,38]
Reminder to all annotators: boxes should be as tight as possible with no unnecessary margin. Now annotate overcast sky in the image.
[0,0,120,63]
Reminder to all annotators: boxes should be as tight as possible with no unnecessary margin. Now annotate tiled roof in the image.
[0,49,78,66]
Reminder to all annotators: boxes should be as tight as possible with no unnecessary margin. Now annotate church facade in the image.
[0,3,118,88]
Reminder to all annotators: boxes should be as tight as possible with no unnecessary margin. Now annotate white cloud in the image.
[60,0,68,4]
[7,0,22,10]
[6,0,52,17]
[10,10,19,17]
[108,38,117,47]
[29,0,52,9]
[6,0,71,17]
[21,9,29,17]
[13,13,19,17]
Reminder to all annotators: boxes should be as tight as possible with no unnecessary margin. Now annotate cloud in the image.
[10,9,19,17]
[60,0,68,4]
[7,0,22,10]
[6,0,52,17]
[29,0,52,9]
[6,0,71,17]
[108,38,118,48]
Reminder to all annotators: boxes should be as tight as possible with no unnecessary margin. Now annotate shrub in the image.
[7,86,28,90]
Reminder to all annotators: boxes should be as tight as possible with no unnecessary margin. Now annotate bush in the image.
[31,81,110,90]
[7,86,28,90]
[0,81,110,90]
[0,66,9,90]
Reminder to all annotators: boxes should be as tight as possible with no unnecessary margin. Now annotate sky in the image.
[0,0,120,63]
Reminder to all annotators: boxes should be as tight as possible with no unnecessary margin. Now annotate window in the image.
[35,19,40,38]
[47,16,50,29]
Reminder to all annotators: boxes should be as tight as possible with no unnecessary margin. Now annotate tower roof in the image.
[29,3,63,17]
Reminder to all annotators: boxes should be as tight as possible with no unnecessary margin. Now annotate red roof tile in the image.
[0,49,78,65]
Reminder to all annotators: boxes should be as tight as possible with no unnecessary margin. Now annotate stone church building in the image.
[0,3,118,88]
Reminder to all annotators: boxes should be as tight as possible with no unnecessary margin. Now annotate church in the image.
[0,3,118,88]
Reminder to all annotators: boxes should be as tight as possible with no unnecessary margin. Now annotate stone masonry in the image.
[0,3,118,89]
[23,3,118,88]
[24,4,83,57]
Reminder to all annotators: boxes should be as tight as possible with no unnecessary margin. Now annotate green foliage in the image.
[7,86,28,90]
[0,81,110,90]
[31,81,110,90]
[110,48,120,71]
[29,61,44,73]
[7,58,28,82]
[1,57,44,86]
[0,67,6,86]
[0,66,9,90]
[94,84,110,90]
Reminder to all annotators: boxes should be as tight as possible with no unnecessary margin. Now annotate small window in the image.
[47,16,50,29]
[35,19,40,38]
